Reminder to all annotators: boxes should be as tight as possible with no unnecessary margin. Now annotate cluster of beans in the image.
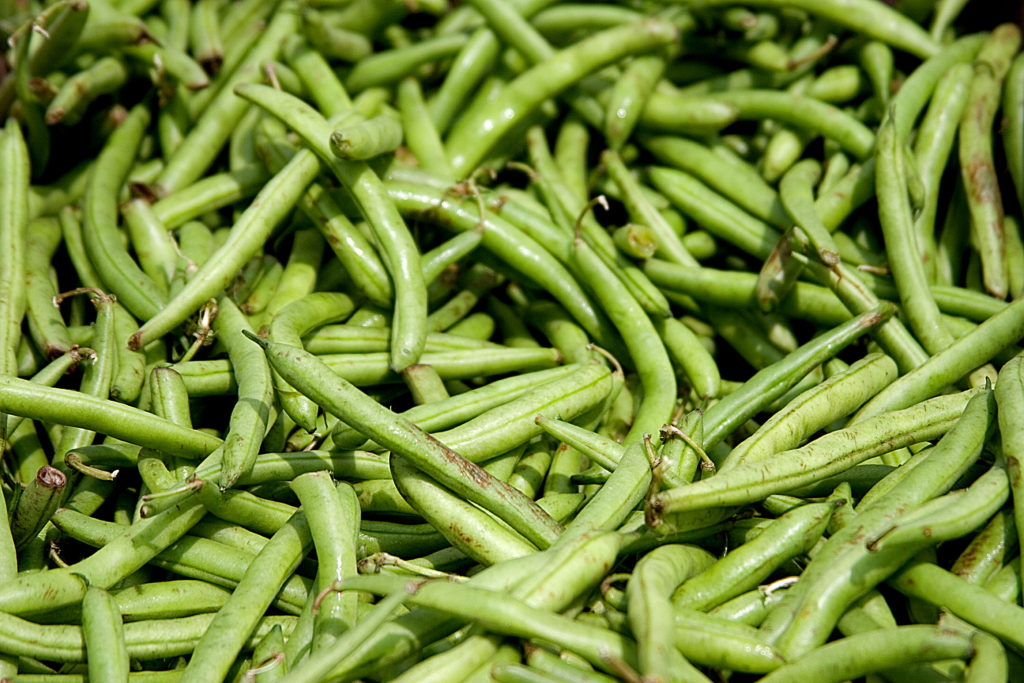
[2,0,1024,680]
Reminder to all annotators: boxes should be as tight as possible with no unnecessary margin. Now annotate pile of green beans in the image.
[2,0,1024,680]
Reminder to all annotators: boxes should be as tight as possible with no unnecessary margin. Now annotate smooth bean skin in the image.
[82,586,129,683]
[721,353,898,472]
[239,84,429,372]
[248,334,562,549]
[672,501,834,611]
[650,388,979,520]
[626,544,716,683]
[760,626,973,683]
[765,389,994,659]
[446,18,678,175]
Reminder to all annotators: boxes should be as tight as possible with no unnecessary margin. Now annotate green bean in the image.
[673,0,939,56]
[249,622,285,682]
[762,127,814,184]
[248,334,562,548]
[81,105,166,320]
[626,544,716,682]
[426,263,502,333]
[155,7,299,194]
[46,56,128,126]
[397,76,454,178]
[54,293,117,464]
[278,589,409,683]
[995,354,1024,560]
[673,607,785,673]
[291,473,358,652]
[571,233,675,444]
[25,0,90,77]
[642,133,789,230]
[0,496,207,616]
[0,376,221,457]
[876,111,956,356]
[868,463,1009,550]
[765,388,994,657]
[646,259,849,326]
[805,64,866,103]
[0,120,28,400]
[951,508,1016,586]
[890,560,1024,652]
[722,353,898,472]
[130,140,319,351]
[177,501,311,681]
[536,415,623,472]
[346,32,470,92]
[959,24,1021,300]
[391,454,538,564]
[911,63,972,283]
[701,308,886,449]
[9,466,66,549]
[237,83,427,372]
[854,294,1024,420]
[150,164,268,229]
[780,159,839,264]
[23,218,70,359]
[645,89,875,159]
[82,586,129,683]
[187,0,222,73]
[603,148,697,266]
[673,501,834,611]
[387,181,614,351]
[307,325,503,356]
[1004,54,1024,213]
[446,18,677,176]
[259,141,391,310]
[649,387,979,519]
[329,113,403,161]
[337,574,637,675]
[209,296,274,488]
[0,609,296,663]
[762,626,973,683]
